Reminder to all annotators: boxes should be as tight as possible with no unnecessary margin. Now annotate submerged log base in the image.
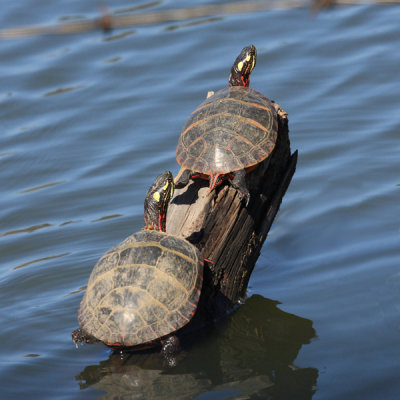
[167,100,298,323]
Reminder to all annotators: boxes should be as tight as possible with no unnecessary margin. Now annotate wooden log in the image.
[166,100,297,322]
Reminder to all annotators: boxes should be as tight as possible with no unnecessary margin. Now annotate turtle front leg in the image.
[175,168,193,188]
[71,327,100,346]
[230,170,250,206]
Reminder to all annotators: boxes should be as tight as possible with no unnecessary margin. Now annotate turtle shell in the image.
[78,230,203,347]
[176,86,278,175]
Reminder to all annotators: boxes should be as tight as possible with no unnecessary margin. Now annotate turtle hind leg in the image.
[230,169,250,206]
[161,335,181,367]
[175,168,193,188]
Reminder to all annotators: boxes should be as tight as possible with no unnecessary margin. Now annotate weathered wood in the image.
[167,101,297,322]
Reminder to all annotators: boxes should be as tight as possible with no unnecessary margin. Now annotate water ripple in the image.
[1,223,52,237]
[43,84,86,97]
[13,252,70,270]
[20,180,65,194]
[1,2,399,399]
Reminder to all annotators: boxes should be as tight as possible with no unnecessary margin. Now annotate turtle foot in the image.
[72,327,100,346]
[161,335,181,367]
[230,170,250,207]
[175,168,192,188]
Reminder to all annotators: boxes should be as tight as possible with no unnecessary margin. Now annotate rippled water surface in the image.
[1,1,399,399]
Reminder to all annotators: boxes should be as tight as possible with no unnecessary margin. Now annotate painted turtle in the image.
[72,171,203,350]
[175,44,278,205]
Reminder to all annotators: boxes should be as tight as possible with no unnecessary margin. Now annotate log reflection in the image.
[75,294,318,400]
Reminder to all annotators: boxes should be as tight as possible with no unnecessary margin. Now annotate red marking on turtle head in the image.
[158,209,166,232]
[241,75,249,87]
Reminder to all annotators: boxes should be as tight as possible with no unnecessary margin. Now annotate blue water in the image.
[1,1,399,399]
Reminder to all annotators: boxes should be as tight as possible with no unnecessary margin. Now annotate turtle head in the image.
[144,171,175,232]
[228,44,257,87]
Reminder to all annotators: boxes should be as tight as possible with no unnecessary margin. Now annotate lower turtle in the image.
[72,171,203,354]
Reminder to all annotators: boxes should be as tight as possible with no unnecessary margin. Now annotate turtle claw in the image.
[238,190,250,207]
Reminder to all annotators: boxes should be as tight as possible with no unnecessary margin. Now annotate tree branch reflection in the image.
[1,0,398,40]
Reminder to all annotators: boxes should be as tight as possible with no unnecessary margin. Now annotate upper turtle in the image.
[175,45,278,206]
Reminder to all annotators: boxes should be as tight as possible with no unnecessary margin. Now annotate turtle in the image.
[175,44,278,206]
[72,171,204,352]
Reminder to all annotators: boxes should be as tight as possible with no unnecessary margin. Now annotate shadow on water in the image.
[75,294,318,399]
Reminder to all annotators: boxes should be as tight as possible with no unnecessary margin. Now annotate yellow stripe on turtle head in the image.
[237,54,253,73]
[162,178,174,199]
[153,191,160,203]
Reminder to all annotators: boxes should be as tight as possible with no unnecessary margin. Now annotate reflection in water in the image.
[91,214,123,222]
[1,223,52,237]
[43,85,86,97]
[102,30,136,42]
[13,252,69,270]
[0,1,303,40]
[1,0,392,40]
[20,180,65,193]
[76,295,318,399]
[164,17,223,32]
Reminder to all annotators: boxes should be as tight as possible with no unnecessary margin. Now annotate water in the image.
[1,1,399,399]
